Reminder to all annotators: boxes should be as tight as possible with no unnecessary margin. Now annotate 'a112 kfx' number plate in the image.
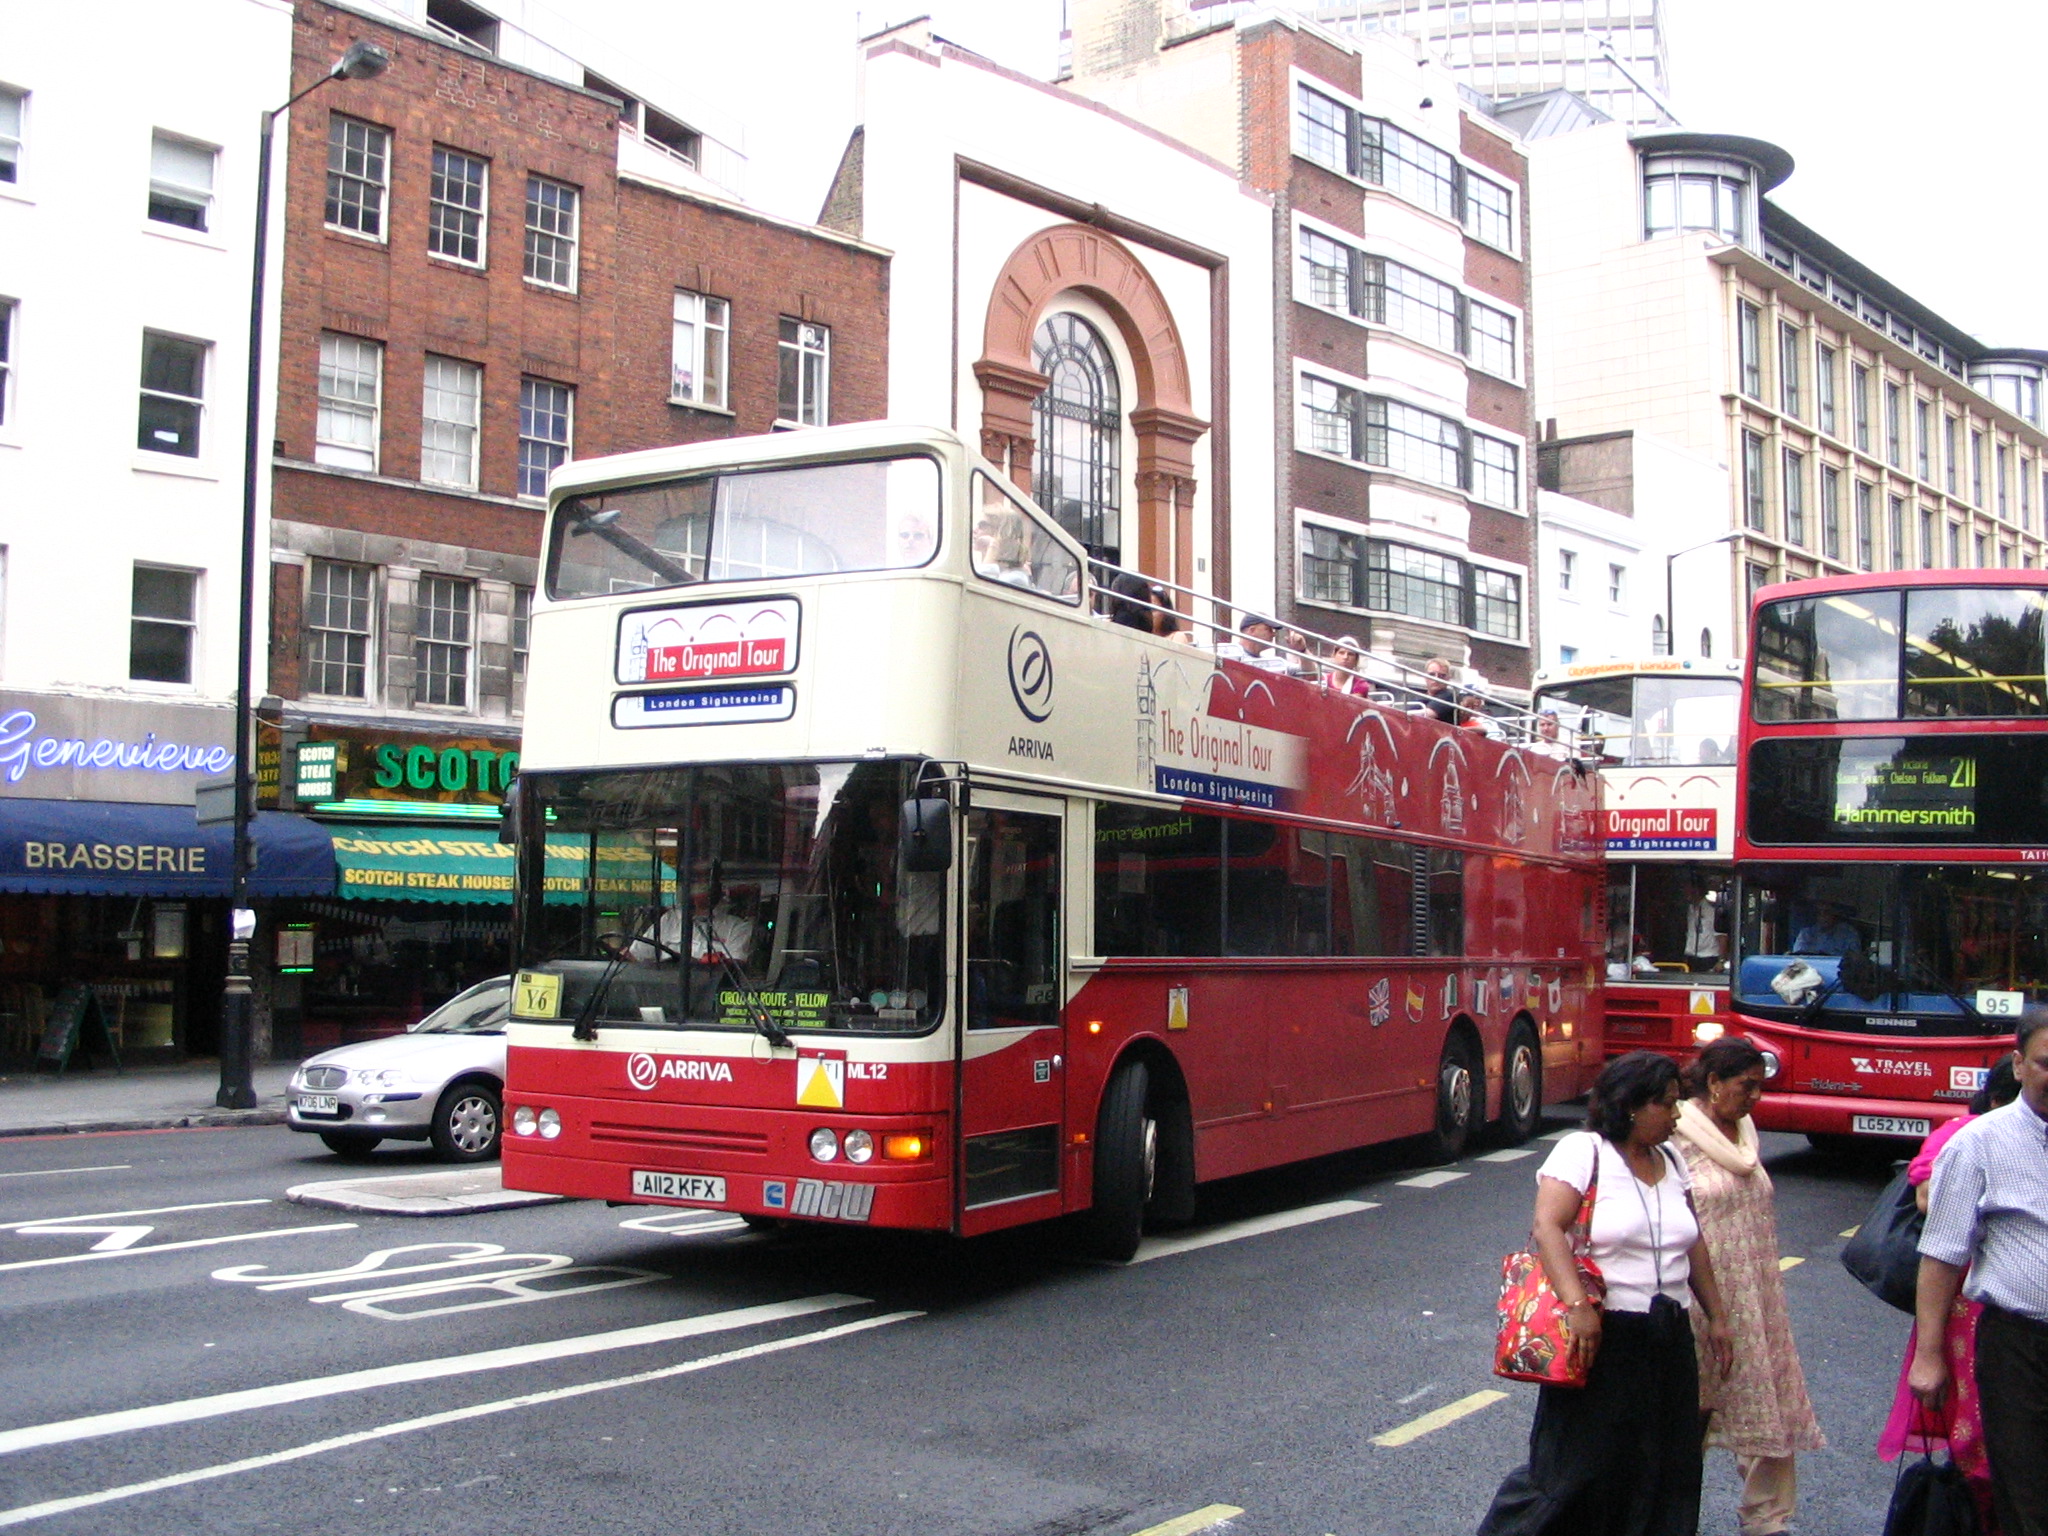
[630,1170,727,1204]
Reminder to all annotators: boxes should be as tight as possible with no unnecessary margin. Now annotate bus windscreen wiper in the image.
[701,860,790,1049]
[571,905,663,1042]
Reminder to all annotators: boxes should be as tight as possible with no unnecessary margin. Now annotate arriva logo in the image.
[1849,1057,1932,1078]
[1007,627,1054,723]
[625,1052,735,1090]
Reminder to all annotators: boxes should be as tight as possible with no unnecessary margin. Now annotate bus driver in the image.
[1792,901,1861,958]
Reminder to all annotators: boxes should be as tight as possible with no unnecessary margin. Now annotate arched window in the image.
[1651,614,1668,656]
[1032,313,1121,555]
[1700,627,1713,658]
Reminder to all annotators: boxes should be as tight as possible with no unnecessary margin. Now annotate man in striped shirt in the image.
[1913,1009,2048,1536]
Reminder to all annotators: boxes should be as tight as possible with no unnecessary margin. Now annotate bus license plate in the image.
[296,1095,338,1115]
[1852,1114,1931,1138]
[631,1170,727,1204]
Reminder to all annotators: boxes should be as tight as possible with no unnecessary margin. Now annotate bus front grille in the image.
[589,1120,770,1158]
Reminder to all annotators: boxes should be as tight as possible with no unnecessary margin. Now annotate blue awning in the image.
[0,800,336,898]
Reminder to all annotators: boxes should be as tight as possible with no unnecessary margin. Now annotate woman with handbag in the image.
[1672,1038,1825,1536]
[1477,1051,1735,1536]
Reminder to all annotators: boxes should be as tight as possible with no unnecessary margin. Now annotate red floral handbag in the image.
[1493,1146,1606,1388]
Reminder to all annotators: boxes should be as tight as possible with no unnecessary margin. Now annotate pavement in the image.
[288,1165,561,1215]
[0,1059,299,1137]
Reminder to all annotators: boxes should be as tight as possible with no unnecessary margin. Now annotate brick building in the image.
[1067,1,1542,690]
[266,0,887,1049]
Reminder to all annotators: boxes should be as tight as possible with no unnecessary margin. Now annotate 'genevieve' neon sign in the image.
[0,709,234,783]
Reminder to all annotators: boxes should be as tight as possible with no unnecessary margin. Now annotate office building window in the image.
[314,333,381,472]
[1746,561,1772,608]
[0,298,12,427]
[1294,85,1511,245]
[2022,457,2033,529]
[2002,545,2014,568]
[1975,531,1988,567]
[1884,381,1902,467]
[1997,444,2010,519]
[1302,375,1517,505]
[778,318,830,427]
[421,355,481,489]
[1607,564,1625,604]
[325,115,388,238]
[1972,430,1985,505]
[1469,301,1517,379]
[1651,615,1667,656]
[1644,164,1748,242]
[1915,399,1932,483]
[1471,434,1520,508]
[1742,431,1767,531]
[1946,415,1960,495]
[147,132,215,231]
[511,585,531,683]
[523,176,578,290]
[1296,229,1517,375]
[1815,344,1837,436]
[1358,114,1458,222]
[671,291,730,409]
[1557,548,1575,592]
[130,566,197,684]
[1820,465,1842,561]
[1738,303,1762,399]
[517,378,572,498]
[1778,323,1801,417]
[1947,522,1961,567]
[137,331,205,457]
[1854,481,1874,570]
[1888,495,1906,571]
[1852,364,1871,452]
[428,147,487,265]
[1298,228,1350,309]
[1300,524,1358,606]
[1465,172,1514,250]
[304,558,373,699]
[1782,450,1806,545]
[1296,85,1347,172]
[1919,506,1936,570]
[415,574,473,708]
[0,86,21,184]
[1369,539,1466,629]
[1302,525,1520,639]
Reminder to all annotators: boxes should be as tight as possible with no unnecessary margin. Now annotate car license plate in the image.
[1852,1114,1931,1138]
[296,1094,339,1115]
[631,1170,726,1204]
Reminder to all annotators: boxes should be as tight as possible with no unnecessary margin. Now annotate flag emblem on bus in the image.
[796,1049,846,1109]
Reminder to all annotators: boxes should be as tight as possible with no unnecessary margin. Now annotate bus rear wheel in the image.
[1425,1034,1480,1164]
[1081,1060,1155,1262]
[1496,1025,1543,1145]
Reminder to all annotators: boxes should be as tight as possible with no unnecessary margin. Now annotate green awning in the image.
[329,826,632,904]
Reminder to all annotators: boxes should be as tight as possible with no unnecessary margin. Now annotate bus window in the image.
[1094,804,1223,957]
[1320,832,1409,957]
[972,472,1081,603]
[1224,820,1327,956]
[1903,586,2048,718]
[1424,848,1464,957]
[1752,590,1902,721]
[965,809,1061,1030]
[1608,864,1730,981]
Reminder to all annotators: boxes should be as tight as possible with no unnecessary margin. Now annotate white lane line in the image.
[1538,1128,1577,1141]
[0,1199,268,1231]
[1127,1199,1378,1265]
[1397,1170,1468,1189]
[0,1292,869,1457]
[0,1166,131,1181]
[0,1224,357,1276]
[1394,1381,1440,1406]
[1475,1148,1538,1163]
[0,1309,921,1530]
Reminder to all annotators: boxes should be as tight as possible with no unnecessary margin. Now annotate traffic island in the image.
[287,1166,567,1216]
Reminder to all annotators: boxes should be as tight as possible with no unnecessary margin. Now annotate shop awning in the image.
[0,800,336,898]
[329,825,662,904]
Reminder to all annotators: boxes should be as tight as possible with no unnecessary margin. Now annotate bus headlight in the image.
[512,1105,537,1136]
[538,1108,562,1139]
[843,1129,874,1164]
[809,1127,839,1162]
[1756,1047,1782,1080]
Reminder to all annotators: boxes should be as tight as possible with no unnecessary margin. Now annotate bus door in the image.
[956,791,1068,1232]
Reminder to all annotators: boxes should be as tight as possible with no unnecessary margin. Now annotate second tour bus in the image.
[500,424,1605,1255]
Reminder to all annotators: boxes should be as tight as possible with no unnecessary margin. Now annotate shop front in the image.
[0,692,335,1067]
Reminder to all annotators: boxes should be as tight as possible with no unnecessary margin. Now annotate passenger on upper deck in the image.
[1418,657,1459,722]
[1324,637,1372,698]
[1216,615,1295,675]
[1459,691,1504,739]
[1106,571,1156,632]
[1531,707,1572,759]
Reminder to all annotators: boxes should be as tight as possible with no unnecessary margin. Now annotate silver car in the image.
[285,977,509,1161]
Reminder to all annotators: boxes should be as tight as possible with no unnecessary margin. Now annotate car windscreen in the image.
[411,980,510,1034]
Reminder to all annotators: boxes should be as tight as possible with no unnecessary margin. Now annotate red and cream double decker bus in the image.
[500,423,1604,1256]
[1534,657,1744,1062]
[1733,571,2042,1146]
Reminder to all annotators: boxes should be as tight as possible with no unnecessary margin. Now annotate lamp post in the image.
[218,40,390,1111]
[1663,528,1745,663]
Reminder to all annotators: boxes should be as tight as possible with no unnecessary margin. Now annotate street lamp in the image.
[219,39,390,1111]
[1663,528,1745,662]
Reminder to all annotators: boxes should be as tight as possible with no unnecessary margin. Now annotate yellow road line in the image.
[1780,1256,1805,1271]
[1372,1389,1509,1448]
[1129,1506,1245,1536]
[1840,1226,1860,1238]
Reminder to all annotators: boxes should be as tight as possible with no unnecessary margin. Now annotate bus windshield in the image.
[547,455,941,599]
[1734,861,2042,1035]
[513,762,943,1035]
[1536,673,1738,765]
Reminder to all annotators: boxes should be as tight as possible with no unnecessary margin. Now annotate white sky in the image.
[580,0,2042,346]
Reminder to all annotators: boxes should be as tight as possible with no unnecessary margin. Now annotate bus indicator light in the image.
[881,1133,929,1162]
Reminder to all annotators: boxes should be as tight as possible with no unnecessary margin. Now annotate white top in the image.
[1538,1131,1699,1313]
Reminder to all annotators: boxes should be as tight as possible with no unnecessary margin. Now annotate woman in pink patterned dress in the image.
[1876,1057,2019,1533]
[1673,1038,1825,1536]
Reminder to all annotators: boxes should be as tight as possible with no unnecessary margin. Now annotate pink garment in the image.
[1906,1113,1969,1186]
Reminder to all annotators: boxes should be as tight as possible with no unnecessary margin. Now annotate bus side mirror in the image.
[900,798,952,873]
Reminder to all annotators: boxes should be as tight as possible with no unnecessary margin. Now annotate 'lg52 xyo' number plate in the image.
[630,1170,727,1204]
[1851,1114,1931,1138]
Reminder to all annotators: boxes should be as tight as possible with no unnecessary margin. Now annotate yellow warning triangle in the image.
[797,1057,843,1109]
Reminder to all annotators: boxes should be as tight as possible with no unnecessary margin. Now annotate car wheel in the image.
[1497,1024,1543,1145]
[1424,1033,1480,1164]
[430,1081,502,1162]
[1079,1060,1154,1263]
[319,1132,382,1158]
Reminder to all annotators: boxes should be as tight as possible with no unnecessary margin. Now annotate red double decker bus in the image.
[499,424,1604,1256]
[1733,570,2040,1146]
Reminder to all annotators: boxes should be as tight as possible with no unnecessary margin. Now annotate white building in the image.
[826,21,1276,617]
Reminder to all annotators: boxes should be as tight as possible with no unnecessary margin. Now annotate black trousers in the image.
[1978,1304,2048,1536]
[1477,1305,1704,1536]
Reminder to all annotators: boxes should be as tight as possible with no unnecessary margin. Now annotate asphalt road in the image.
[0,1117,1905,1535]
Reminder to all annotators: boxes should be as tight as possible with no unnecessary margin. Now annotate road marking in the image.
[0,1292,870,1457]
[1126,1200,1378,1265]
[1372,1389,1510,1448]
[0,1309,920,1529]
[0,1223,357,1276]
[0,1165,130,1180]
[1397,1170,1468,1189]
[1129,1506,1244,1536]
[1475,1148,1538,1162]
[213,1240,665,1320]
[618,1209,750,1238]
[1840,1225,1860,1238]
[1395,1382,1439,1405]
[0,1198,267,1231]
[20,1222,155,1252]
[1779,1256,1805,1271]
[1538,1128,1577,1141]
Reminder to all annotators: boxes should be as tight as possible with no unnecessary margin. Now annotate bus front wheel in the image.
[1081,1060,1155,1262]
[1425,1034,1480,1164]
